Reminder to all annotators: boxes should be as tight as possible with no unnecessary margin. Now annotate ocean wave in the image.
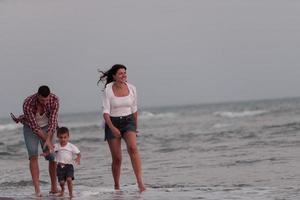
[0,180,47,188]
[60,121,101,129]
[139,111,177,120]
[0,152,12,156]
[220,157,278,167]
[0,123,22,132]
[148,183,188,189]
[214,110,268,118]
[0,111,176,132]
[264,122,300,130]
[0,120,101,134]
[213,123,231,128]
[72,137,102,144]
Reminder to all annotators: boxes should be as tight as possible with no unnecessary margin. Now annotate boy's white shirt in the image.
[54,142,80,165]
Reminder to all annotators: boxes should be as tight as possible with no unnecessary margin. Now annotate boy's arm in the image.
[75,153,81,165]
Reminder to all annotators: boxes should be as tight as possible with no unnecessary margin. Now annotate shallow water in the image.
[1,98,300,199]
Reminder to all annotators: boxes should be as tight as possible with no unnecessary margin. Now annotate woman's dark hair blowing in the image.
[97,64,127,88]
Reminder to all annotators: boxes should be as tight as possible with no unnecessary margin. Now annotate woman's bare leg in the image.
[108,139,122,190]
[124,132,146,192]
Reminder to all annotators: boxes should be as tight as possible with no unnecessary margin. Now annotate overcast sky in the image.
[1,0,300,118]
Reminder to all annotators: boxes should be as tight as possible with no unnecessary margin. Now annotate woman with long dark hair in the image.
[98,64,146,192]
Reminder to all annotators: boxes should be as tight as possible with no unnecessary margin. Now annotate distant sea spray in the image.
[0,123,22,132]
[0,110,177,133]
[139,111,177,120]
[0,109,266,133]
[214,110,268,118]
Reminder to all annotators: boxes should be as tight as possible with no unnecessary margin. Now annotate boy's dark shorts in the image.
[105,114,137,141]
[57,163,74,182]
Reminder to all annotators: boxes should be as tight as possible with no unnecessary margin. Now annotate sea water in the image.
[1,98,300,199]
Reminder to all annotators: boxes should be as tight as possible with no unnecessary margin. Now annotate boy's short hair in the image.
[57,127,69,137]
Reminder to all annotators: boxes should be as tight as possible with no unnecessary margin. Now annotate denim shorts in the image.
[57,163,74,182]
[105,114,137,141]
[23,124,55,161]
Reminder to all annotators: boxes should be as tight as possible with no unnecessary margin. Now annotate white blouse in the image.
[102,82,138,117]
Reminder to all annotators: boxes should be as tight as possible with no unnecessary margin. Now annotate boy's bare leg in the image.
[29,156,42,197]
[58,181,65,197]
[67,177,73,198]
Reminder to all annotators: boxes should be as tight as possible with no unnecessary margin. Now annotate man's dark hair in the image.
[38,85,50,97]
[57,127,69,137]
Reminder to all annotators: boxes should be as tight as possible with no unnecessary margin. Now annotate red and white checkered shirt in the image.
[22,93,59,135]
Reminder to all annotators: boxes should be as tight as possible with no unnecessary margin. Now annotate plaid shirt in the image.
[22,93,59,135]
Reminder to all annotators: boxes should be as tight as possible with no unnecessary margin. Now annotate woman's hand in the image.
[111,126,121,138]
[103,113,122,138]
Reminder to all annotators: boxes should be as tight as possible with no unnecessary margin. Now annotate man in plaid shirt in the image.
[11,85,60,197]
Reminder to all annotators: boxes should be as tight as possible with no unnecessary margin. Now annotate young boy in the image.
[53,127,81,198]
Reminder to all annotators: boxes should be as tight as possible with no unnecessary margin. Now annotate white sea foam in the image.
[0,121,100,133]
[80,190,101,197]
[60,121,101,129]
[139,111,177,120]
[213,123,231,128]
[0,112,176,132]
[214,110,268,118]
[0,123,21,132]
